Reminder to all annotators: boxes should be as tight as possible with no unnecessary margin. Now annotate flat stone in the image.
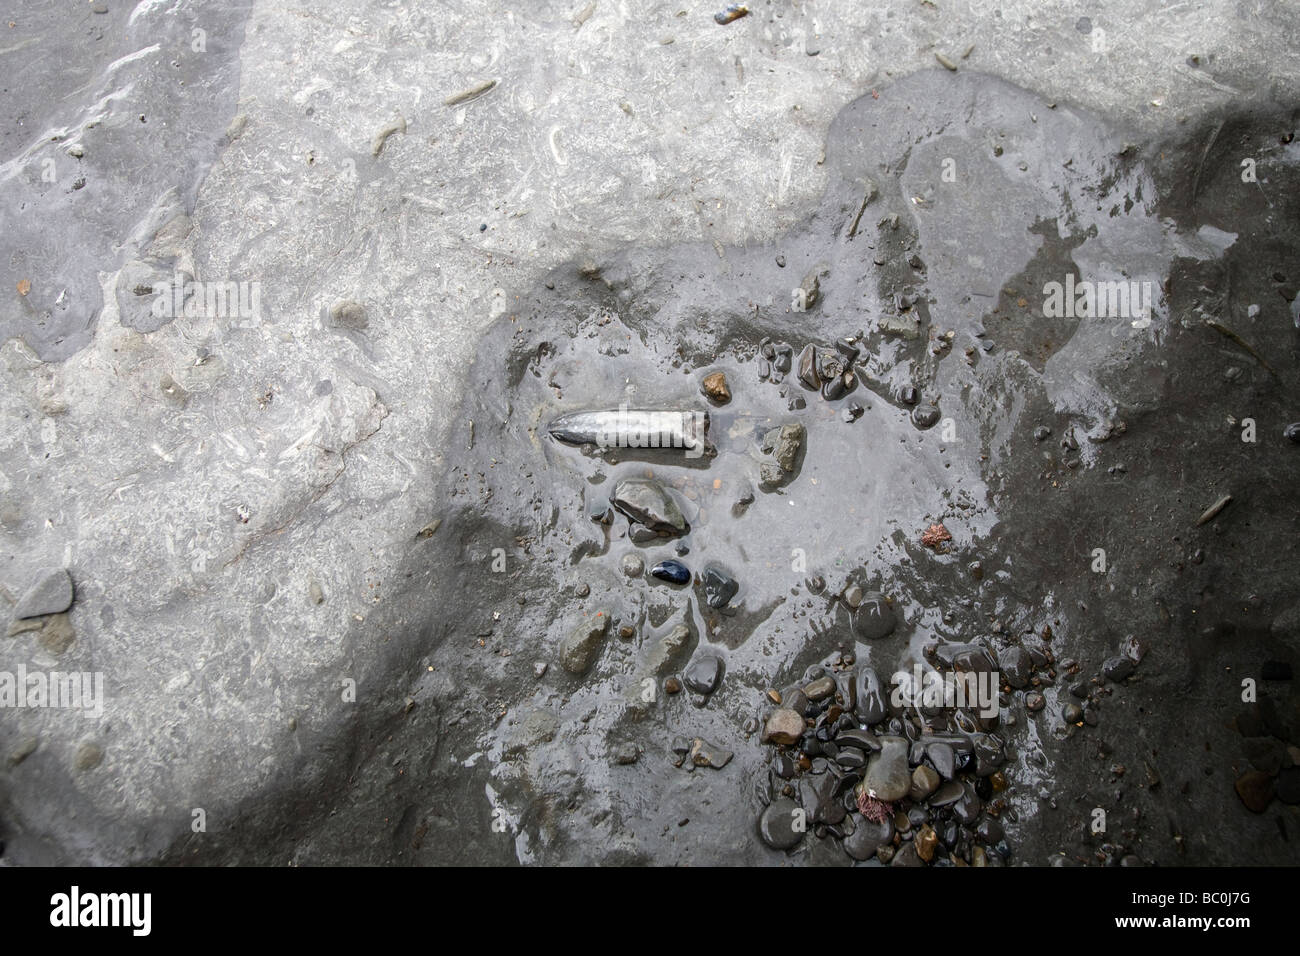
[929,780,964,806]
[803,675,836,701]
[690,738,733,769]
[73,742,103,772]
[927,742,956,780]
[13,568,74,619]
[835,728,882,752]
[854,667,889,724]
[801,772,845,825]
[852,592,896,640]
[952,783,982,824]
[758,797,804,851]
[1103,656,1135,681]
[998,646,1033,688]
[559,611,610,674]
[878,313,922,340]
[610,478,689,536]
[842,815,893,861]
[891,842,924,866]
[910,764,941,800]
[38,613,75,655]
[760,423,804,474]
[641,622,694,677]
[861,735,910,802]
[762,708,805,746]
[683,652,724,695]
[701,564,739,609]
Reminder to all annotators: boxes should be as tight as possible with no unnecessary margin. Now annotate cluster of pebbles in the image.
[756,324,939,429]
[752,612,1150,864]
[546,361,1154,861]
[755,650,1015,866]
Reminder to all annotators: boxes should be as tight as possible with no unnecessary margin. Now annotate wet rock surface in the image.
[5,5,1300,866]
[369,70,1300,866]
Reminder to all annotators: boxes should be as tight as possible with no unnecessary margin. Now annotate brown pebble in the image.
[73,742,103,771]
[701,371,731,404]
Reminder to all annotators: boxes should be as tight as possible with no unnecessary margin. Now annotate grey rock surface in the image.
[1,0,1299,866]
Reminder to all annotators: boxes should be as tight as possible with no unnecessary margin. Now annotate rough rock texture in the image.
[2,0,1299,866]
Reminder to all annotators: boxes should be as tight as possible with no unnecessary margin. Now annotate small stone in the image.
[911,765,941,800]
[621,553,644,577]
[852,592,897,640]
[760,424,805,475]
[975,816,1004,844]
[308,579,325,605]
[683,652,725,695]
[650,560,690,584]
[912,405,940,429]
[758,797,804,850]
[803,675,836,701]
[929,780,964,806]
[860,736,911,802]
[611,478,689,536]
[614,743,641,765]
[1234,770,1275,813]
[9,737,38,767]
[798,268,821,310]
[854,668,888,725]
[762,708,805,746]
[534,661,548,678]
[559,611,610,674]
[915,824,939,862]
[999,646,1033,688]
[1103,656,1135,681]
[664,676,682,694]
[920,523,952,549]
[892,842,924,867]
[1063,702,1084,724]
[702,565,739,608]
[690,738,733,769]
[701,371,731,404]
[327,299,368,331]
[843,816,893,861]
[73,742,103,771]
[927,742,956,780]
[1025,692,1045,712]
[13,568,74,619]
[38,614,75,655]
